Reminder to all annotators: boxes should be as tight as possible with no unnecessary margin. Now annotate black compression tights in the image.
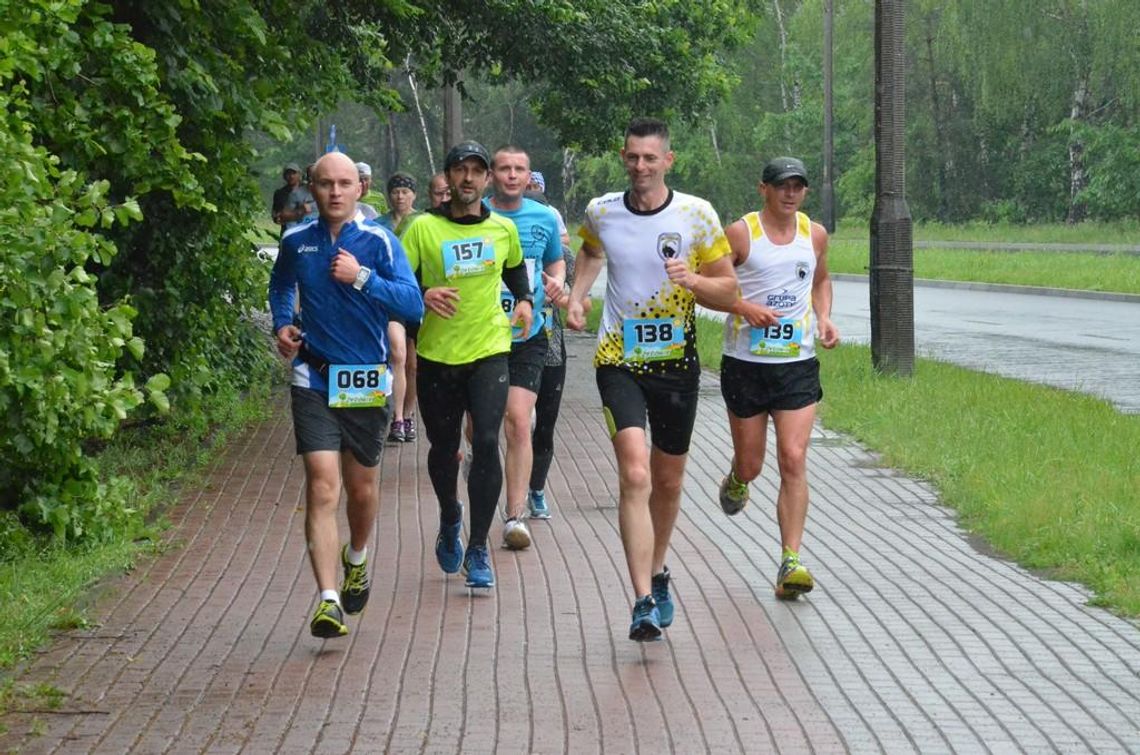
[529,362,566,492]
[416,354,508,548]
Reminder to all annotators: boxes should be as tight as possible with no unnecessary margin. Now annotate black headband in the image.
[387,174,417,193]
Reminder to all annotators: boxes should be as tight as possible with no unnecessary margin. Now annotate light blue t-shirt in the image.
[484,197,563,341]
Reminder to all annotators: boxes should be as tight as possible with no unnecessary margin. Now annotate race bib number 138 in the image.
[623,317,685,361]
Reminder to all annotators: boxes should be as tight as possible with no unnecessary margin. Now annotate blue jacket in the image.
[269,214,424,392]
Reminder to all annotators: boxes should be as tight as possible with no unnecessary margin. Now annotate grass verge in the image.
[830,219,1140,245]
[692,312,1140,618]
[828,241,1140,294]
[0,382,273,677]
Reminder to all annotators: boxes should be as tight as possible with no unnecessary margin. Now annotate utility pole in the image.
[442,80,463,152]
[869,0,914,376]
[821,0,836,233]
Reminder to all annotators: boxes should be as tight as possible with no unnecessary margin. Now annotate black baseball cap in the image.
[444,141,491,171]
[761,156,809,186]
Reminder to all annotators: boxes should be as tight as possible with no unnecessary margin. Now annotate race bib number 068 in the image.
[328,364,391,408]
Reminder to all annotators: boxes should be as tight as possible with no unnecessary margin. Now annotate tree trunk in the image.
[923,15,950,220]
[710,120,722,167]
[405,64,436,175]
[821,0,836,232]
[1066,73,1090,224]
[772,0,790,113]
[385,119,399,177]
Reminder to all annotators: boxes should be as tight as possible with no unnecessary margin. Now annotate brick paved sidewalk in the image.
[2,332,1138,753]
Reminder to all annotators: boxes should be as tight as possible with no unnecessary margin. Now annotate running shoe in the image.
[651,567,674,628]
[310,599,348,638]
[403,416,417,441]
[527,489,551,520]
[502,517,531,550]
[387,420,406,443]
[463,544,495,588]
[628,595,662,642]
[719,471,749,515]
[340,545,370,615]
[775,553,814,600]
[435,503,464,574]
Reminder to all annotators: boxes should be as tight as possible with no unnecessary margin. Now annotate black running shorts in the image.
[595,365,700,456]
[290,386,390,467]
[719,356,823,418]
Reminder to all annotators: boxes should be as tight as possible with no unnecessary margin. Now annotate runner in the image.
[268,151,423,638]
[527,242,574,520]
[566,117,737,641]
[718,156,840,599]
[401,140,533,589]
[486,146,565,549]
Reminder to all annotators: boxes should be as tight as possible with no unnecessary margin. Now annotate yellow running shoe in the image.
[775,554,814,600]
[310,599,349,638]
[718,472,749,515]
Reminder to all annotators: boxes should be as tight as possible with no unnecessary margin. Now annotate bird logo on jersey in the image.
[796,262,810,280]
[657,232,682,260]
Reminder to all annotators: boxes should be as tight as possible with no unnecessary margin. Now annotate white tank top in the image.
[722,211,816,363]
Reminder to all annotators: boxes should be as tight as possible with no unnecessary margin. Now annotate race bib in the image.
[328,364,391,408]
[623,317,685,361]
[749,318,803,358]
[442,237,495,278]
[501,259,538,341]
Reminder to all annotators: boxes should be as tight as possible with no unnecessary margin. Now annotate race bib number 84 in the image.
[328,364,391,408]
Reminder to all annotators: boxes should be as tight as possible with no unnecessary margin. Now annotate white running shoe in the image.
[502,517,531,550]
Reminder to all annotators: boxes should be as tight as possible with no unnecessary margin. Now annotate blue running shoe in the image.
[629,595,662,642]
[527,489,551,519]
[651,567,674,628]
[435,502,464,575]
[462,545,495,589]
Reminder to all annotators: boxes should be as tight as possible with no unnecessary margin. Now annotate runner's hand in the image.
[276,325,302,359]
[566,298,589,331]
[329,248,361,284]
[733,300,781,328]
[817,316,840,349]
[424,287,460,318]
[541,271,567,307]
[664,258,698,290]
[510,299,533,336]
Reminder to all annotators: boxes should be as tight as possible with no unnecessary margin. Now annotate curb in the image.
[831,273,1140,304]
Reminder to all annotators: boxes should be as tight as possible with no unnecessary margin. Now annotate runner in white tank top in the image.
[716,156,839,600]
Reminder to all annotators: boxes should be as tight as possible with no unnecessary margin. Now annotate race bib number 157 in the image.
[443,237,495,278]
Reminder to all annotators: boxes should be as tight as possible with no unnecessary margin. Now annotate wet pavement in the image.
[1,331,1138,753]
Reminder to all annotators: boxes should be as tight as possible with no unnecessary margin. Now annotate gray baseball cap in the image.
[355,161,372,178]
[761,156,809,186]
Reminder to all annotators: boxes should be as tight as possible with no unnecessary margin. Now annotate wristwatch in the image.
[514,294,534,307]
[353,266,372,291]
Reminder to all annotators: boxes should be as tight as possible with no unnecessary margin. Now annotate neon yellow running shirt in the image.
[402,209,524,365]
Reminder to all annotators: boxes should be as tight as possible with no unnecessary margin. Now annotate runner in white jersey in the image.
[717,156,839,600]
[567,117,737,642]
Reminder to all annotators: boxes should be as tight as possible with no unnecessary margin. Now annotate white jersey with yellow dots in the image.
[580,189,730,374]
[723,210,817,364]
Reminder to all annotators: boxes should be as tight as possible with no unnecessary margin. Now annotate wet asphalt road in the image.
[830,279,1140,414]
